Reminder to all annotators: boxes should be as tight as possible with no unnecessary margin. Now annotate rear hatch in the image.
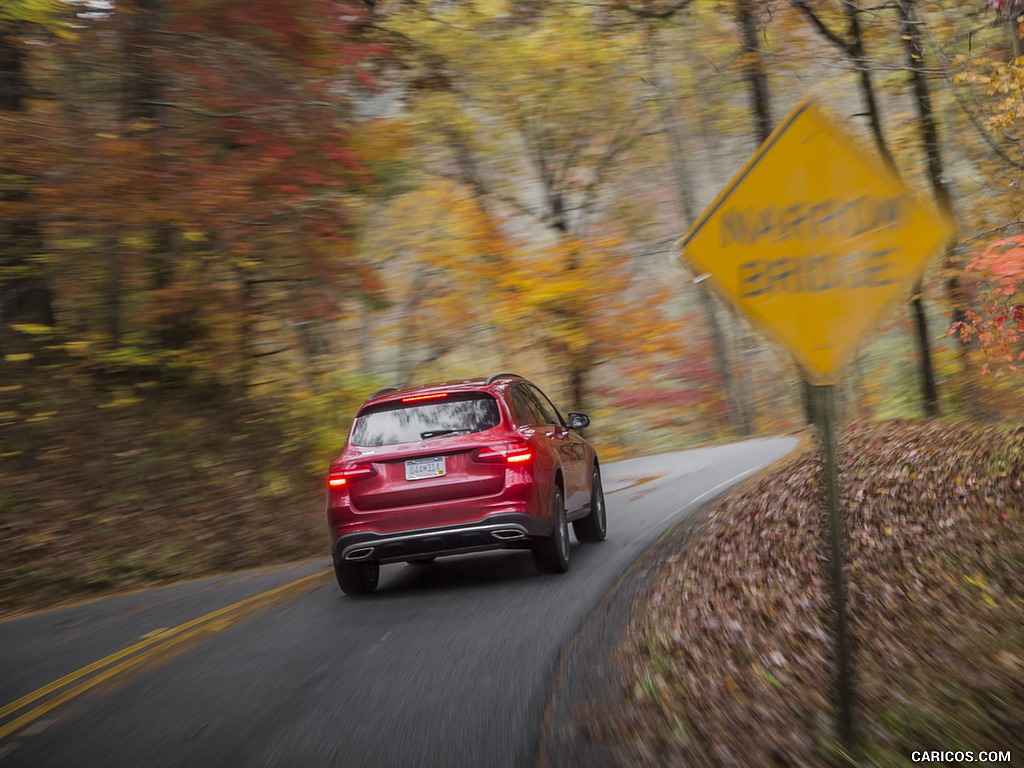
[344,392,507,511]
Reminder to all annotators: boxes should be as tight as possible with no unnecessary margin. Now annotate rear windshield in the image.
[350,393,502,447]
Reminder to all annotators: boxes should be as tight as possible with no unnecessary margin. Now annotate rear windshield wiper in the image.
[420,429,472,440]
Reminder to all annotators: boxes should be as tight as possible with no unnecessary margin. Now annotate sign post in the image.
[674,99,955,754]
[812,383,853,745]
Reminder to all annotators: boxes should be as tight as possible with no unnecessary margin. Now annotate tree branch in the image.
[789,0,853,55]
[612,0,699,20]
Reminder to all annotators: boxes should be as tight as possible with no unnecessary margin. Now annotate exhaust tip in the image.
[491,528,526,541]
[345,547,375,560]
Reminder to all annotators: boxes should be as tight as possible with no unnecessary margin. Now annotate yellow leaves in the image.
[353,118,414,152]
[61,340,92,356]
[962,573,999,608]
[388,1,642,127]
[484,232,686,362]
[97,392,143,409]
[121,234,151,249]
[954,72,992,85]
[473,0,509,18]
[9,323,54,336]
[25,411,58,423]
[498,235,622,312]
[359,2,677,377]
[366,181,675,367]
[0,0,71,31]
[375,180,498,276]
[955,53,1023,139]
[4,353,33,362]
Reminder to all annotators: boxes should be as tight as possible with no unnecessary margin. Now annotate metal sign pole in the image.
[672,98,955,760]
[812,383,855,754]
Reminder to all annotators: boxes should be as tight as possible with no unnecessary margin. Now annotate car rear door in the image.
[345,393,507,511]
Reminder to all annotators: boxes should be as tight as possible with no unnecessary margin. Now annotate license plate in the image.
[405,456,446,481]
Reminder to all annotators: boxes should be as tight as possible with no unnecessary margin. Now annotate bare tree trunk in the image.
[645,23,752,437]
[738,0,772,147]
[845,2,894,167]
[737,0,818,428]
[0,30,55,354]
[107,237,123,346]
[236,265,254,398]
[396,264,429,386]
[568,365,585,413]
[897,0,957,418]
[786,1,946,421]
[792,0,894,166]
[121,0,181,348]
[358,300,375,376]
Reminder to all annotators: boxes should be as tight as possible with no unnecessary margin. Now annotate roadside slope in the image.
[539,421,1024,767]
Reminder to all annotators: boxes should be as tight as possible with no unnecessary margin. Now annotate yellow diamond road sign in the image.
[676,100,956,385]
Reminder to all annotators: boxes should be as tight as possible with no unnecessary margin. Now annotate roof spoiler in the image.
[485,372,524,384]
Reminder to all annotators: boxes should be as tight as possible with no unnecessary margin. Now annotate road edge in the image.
[533,435,809,767]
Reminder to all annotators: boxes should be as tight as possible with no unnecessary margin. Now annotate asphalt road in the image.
[0,437,797,768]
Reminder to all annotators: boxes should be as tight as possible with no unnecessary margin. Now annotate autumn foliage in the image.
[0,0,386,389]
[581,422,1024,766]
[3,0,1024,613]
[953,237,1024,374]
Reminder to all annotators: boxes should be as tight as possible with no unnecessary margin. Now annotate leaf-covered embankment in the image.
[0,367,331,618]
[611,421,1024,766]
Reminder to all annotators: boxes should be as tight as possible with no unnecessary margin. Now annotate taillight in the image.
[474,440,533,465]
[327,463,377,488]
[401,393,448,402]
[475,445,506,463]
[506,441,533,463]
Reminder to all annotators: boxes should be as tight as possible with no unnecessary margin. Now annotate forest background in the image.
[0,0,1022,612]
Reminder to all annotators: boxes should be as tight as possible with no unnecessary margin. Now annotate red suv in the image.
[325,373,607,595]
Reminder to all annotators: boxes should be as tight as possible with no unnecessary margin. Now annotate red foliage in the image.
[951,235,1024,374]
[985,0,1024,12]
[127,0,381,295]
[175,0,366,69]
[0,0,397,372]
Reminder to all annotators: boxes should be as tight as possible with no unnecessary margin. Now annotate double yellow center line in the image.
[0,570,330,741]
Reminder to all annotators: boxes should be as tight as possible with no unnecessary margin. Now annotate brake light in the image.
[506,441,533,464]
[474,440,533,465]
[327,463,377,488]
[401,393,448,402]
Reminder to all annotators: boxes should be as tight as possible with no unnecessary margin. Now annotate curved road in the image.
[0,437,797,768]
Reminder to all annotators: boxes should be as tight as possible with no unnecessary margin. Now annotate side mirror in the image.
[567,412,590,430]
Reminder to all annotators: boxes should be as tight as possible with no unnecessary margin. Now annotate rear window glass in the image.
[350,393,502,447]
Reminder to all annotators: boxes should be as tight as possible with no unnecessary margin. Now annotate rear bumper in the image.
[332,513,548,565]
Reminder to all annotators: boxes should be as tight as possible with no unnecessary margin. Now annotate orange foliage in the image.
[952,235,1024,374]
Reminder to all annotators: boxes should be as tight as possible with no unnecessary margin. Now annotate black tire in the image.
[533,487,570,574]
[573,466,608,543]
[334,560,380,595]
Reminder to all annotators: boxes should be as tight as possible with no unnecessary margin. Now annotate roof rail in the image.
[369,386,401,399]
[485,372,524,384]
